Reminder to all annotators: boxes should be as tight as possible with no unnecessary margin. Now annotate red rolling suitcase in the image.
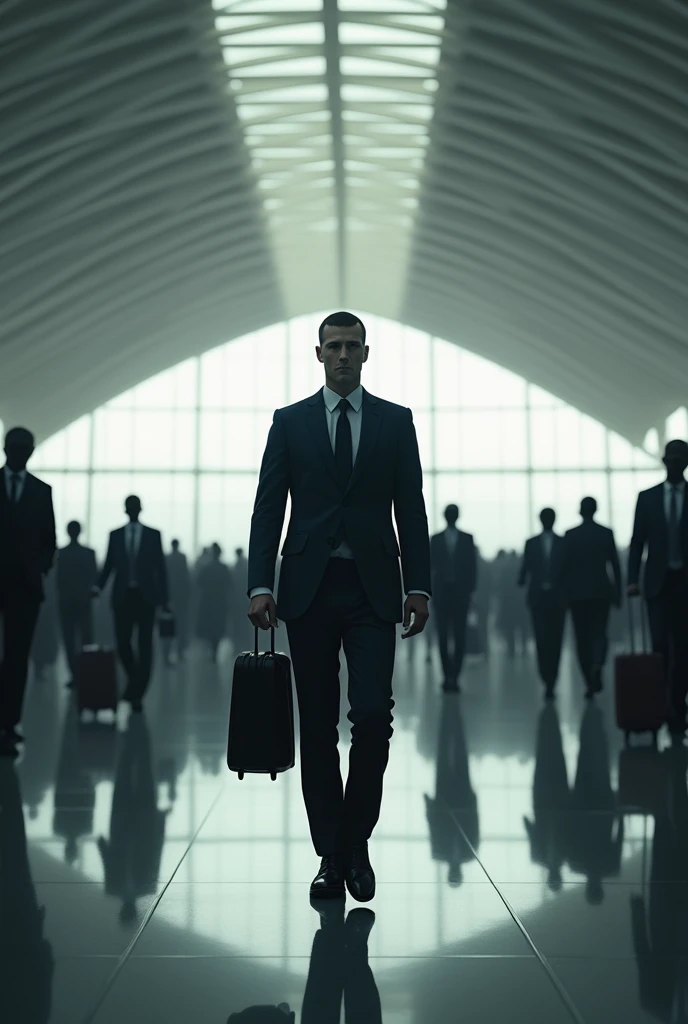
[227,626,295,781]
[614,600,665,745]
[76,646,118,714]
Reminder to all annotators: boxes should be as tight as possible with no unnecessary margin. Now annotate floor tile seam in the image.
[448,805,588,1024]
[79,778,228,1024]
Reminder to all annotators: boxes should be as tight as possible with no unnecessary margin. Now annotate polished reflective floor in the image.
[2,627,686,1023]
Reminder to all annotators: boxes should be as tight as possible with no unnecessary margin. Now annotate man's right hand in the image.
[627,584,641,598]
[248,594,278,630]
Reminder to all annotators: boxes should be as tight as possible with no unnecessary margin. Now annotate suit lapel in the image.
[346,390,382,496]
[306,390,340,490]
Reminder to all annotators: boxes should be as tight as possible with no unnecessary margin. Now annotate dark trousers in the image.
[569,599,611,685]
[113,590,156,697]
[435,584,471,681]
[301,919,382,1024]
[647,570,688,729]
[58,599,93,677]
[286,559,396,856]
[0,589,41,730]
[529,595,566,687]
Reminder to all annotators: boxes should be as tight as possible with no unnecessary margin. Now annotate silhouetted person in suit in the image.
[197,542,232,662]
[474,547,491,659]
[247,311,431,904]
[424,699,478,886]
[229,547,253,653]
[430,504,477,693]
[97,715,169,924]
[519,508,567,699]
[0,427,56,755]
[55,521,96,686]
[165,539,190,664]
[301,904,381,1024]
[628,439,688,737]
[0,762,55,1022]
[92,496,169,712]
[524,706,571,892]
[563,497,621,698]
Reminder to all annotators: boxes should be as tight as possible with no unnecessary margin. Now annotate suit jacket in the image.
[628,482,688,600]
[248,387,432,622]
[563,521,621,604]
[56,543,97,603]
[98,525,168,609]
[430,528,476,600]
[0,471,56,601]
[519,532,566,605]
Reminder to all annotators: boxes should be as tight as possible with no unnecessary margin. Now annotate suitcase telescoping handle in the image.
[627,596,649,655]
[254,625,275,656]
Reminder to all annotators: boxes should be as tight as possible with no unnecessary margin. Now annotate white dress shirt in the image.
[126,520,144,585]
[3,465,27,503]
[664,479,685,570]
[444,527,458,554]
[541,530,554,589]
[250,384,429,600]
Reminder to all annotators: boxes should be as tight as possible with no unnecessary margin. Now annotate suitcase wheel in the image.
[270,772,277,782]
[238,771,244,781]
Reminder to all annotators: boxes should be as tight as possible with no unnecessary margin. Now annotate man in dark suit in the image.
[55,520,97,687]
[519,508,567,699]
[92,495,168,712]
[0,427,56,756]
[165,539,190,663]
[430,504,477,693]
[628,439,688,737]
[563,497,621,698]
[247,311,431,903]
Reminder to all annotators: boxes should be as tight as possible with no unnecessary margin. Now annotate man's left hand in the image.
[401,594,429,639]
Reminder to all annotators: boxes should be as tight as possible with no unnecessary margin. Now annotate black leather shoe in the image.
[6,727,24,744]
[346,908,376,941]
[0,732,18,758]
[310,854,345,899]
[346,843,376,903]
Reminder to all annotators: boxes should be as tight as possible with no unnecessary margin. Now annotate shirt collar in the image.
[664,479,686,492]
[4,465,26,480]
[323,384,363,413]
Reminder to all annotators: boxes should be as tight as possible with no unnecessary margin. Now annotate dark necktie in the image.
[334,398,353,488]
[128,526,138,584]
[669,485,682,568]
[10,472,20,505]
[543,534,551,588]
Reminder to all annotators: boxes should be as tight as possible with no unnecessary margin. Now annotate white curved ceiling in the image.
[1,0,687,445]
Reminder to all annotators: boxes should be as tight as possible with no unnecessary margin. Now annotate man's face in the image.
[125,497,142,519]
[4,440,34,472]
[663,447,688,479]
[316,324,368,390]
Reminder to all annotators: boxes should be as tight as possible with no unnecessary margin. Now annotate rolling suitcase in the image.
[158,610,176,639]
[617,746,667,814]
[227,626,295,781]
[76,645,118,714]
[614,600,665,745]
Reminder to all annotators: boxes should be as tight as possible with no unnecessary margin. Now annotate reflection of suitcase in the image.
[614,602,665,744]
[227,627,294,781]
[158,612,176,639]
[465,609,482,656]
[617,747,667,814]
[76,646,118,713]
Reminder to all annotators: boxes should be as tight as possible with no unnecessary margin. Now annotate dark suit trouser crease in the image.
[647,570,688,728]
[0,587,41,730]
[113,590,156,697]
[434,584,470,680]
[286,559,396,856]
[58,600,94,677]
[529,596,566,686]
[569,599,610,685]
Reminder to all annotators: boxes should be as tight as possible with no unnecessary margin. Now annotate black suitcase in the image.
[227,626,295,781]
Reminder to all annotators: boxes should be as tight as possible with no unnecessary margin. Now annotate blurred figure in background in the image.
[563,497,621,699]
[196,542,232,662]
[519,508,567,699]
[474,547,492,659]
[55,521,97,687]
[165,539,190,665]
[230,546,253,654]
[430,504,477,693]
[495,550,527,656]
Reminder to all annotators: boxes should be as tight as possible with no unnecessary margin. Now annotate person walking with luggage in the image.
[519,508,567,699]
[628,439,688,738]
[562,497,621,698]
[91,495,169,712]
[0,427,57,757]
[247,311,431,903]
[430,504,477,693]
[55,521,97,687]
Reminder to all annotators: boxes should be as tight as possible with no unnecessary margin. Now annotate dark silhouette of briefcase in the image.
[227,626,295,781]
[76,646,118,714]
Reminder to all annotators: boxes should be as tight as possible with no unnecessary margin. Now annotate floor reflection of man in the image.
[52,699,96,865]
[0,762,54,1023]
[424,697,479,886]
[97,715,169,923]
[631,745,688,1022]
[523,705,572,892]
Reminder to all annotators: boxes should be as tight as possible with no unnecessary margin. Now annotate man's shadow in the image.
[523,705,572,892]
[227,905,381,1024]
[0,761,55,1023]
[424,696,479,886]
[97,714,169,924]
